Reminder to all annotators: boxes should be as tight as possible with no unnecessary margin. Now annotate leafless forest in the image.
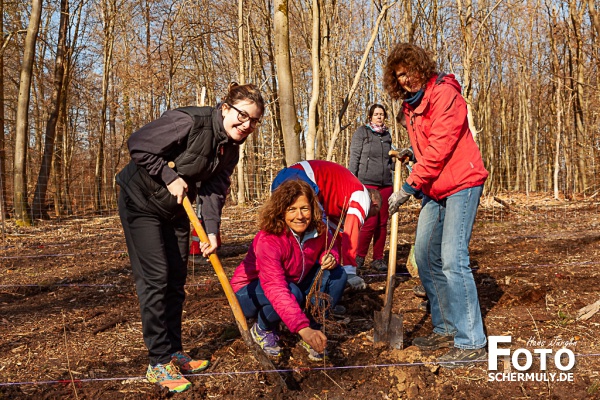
[1,0,600,224]
[2,2,600,398]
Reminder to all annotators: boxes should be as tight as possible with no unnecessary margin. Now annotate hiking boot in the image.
[171,351,210,373]
[332,304,346,317]
[370,259,387,272]
[146,361,191,393]
[346,274,366,291]
[436,347,487,369]
[413,284,427,298]
[250,323,281,357]
[413,332,454,351]
[299,340,329,362]
[355,255,365,269]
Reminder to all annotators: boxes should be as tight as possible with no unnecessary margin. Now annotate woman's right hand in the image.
[320,252,336,270]
[167,177,188,204]
[298,327,327,353]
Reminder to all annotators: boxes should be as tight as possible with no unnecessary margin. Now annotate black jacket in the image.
[116,106,240,234]
[349,125,393,187]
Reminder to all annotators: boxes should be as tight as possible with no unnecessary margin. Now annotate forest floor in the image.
[1,193,600,399]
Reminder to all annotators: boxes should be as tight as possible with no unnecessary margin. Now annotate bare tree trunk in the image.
[52,118,63,217]
[500,95,510,190]
[569,0,587,192]
[549,5,563,199]
[554,85,562,199]
[236,0,246,205]
[143,0,154,120]
[32,0,68,219]
[456,0,503,142]
[588,0,600,38]
[62,94,73,215]
[325,0,396,161]
[259,0,284,167]
[0,0,6,219]
[306,0,320,160]
[274,0,301,165]
[14,0,43,226]
[321,2,333,160]
[95,0,116,211]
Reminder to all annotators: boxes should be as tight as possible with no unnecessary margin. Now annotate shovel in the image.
[373,150,404,349]
[181,196,287,389]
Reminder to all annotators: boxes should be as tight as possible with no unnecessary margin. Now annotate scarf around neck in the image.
[404,88,425,108]
[368,122,388,134]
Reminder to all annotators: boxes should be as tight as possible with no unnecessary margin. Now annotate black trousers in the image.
[118,193,189,365]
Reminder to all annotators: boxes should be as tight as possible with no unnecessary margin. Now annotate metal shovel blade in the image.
[374,309,404,350]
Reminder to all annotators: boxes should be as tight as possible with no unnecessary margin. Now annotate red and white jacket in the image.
[290,160,370,270]
[230,228,339,334]
[402,74,488,200]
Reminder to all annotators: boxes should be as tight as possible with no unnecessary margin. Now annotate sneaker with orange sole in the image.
[146,361,191,393]
[171,351,210,373]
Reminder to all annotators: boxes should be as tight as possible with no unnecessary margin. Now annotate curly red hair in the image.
[384,43,437,100]
[259,180,324,235]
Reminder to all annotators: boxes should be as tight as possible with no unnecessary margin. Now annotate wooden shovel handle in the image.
[384,150,403,304]
[182,197,250,336]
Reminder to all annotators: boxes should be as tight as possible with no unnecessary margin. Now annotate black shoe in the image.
[436,347,487,369]
[413,284,427,298]
[355,256,365,269]
[413,332,454,350]
[370,259,387,271]
[332,304,346,317]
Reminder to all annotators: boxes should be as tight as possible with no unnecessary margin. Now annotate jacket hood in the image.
[429,73,461,94]
[405,73,462,115]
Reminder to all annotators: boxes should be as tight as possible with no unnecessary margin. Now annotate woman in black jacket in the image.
[349,104,393,271]
[116,83,264,393]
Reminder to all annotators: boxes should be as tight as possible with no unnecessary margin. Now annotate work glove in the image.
[389,182,418,215]
[397,147,415,163]
[388,188,411,215]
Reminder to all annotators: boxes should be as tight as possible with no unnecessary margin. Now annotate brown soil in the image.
[1,193,599,399]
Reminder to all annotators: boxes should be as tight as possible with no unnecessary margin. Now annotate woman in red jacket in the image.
[230,180,347,361]
[384,43,488,369]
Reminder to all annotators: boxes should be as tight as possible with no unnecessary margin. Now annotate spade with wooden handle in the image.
[181,193,287,389]
[373,150,404,349]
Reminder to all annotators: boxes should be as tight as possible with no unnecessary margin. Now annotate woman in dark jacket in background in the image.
[116,83,264,393]
[349,104,393,271]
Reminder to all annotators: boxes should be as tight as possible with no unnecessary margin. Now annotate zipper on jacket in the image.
[292,232,306,283]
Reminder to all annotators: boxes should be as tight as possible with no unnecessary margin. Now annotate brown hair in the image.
[224,82,265,115]
[383,43,437,100]
[367,104,387,122]
[259,180,324,235]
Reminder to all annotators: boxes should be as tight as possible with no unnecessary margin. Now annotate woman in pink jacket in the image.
[230,180,347,361]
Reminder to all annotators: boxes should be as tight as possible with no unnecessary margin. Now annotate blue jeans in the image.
[414,185,486,349]
[236,265,347,331]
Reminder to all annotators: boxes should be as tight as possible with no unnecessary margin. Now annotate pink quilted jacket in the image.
[230,228,339,333]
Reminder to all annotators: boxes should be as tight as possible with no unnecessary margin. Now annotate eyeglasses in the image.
[226,103,262,125]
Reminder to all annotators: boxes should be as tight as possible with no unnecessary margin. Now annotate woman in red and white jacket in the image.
[230,180,347,361]
[384,43,488,369]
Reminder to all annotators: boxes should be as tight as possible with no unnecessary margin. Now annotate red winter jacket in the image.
[230,228,339,333]
[290,160,370,267]
[402,74,488,200]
